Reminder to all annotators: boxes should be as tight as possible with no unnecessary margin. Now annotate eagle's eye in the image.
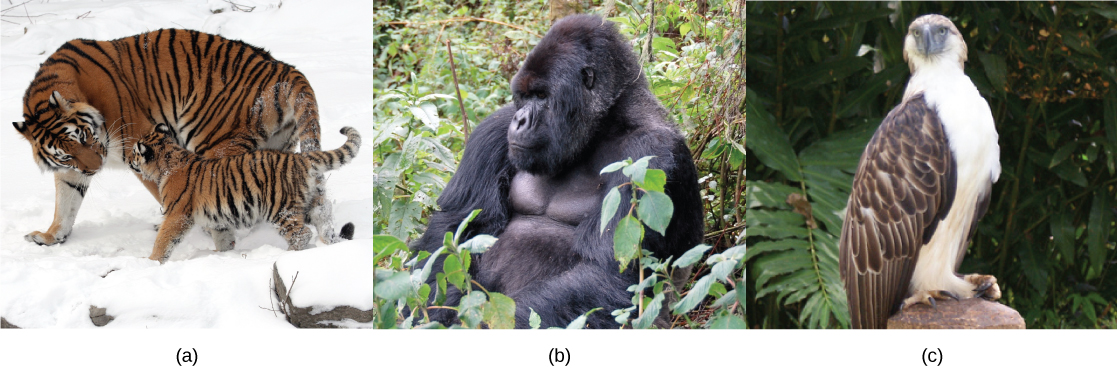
[938,28,947,36]
[912,29,921,37]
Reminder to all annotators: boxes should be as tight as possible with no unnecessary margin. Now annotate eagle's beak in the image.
[916,24,947,57]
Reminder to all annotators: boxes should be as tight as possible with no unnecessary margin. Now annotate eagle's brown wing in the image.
[838,93,955,329]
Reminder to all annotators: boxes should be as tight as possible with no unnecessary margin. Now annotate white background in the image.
[1,0,1111,366]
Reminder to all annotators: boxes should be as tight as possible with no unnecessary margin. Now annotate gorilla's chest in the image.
[509,167,603,226]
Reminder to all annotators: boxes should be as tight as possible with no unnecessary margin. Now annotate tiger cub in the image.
[12,29,321,247]
[129,124,359,264]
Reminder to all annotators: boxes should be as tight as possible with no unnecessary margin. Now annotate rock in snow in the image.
[89,305,114,327]
[272,240,374,328]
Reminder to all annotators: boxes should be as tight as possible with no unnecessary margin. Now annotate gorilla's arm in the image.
[410,105,516,326]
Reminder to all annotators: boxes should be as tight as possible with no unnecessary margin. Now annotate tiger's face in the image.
[13,91,108,175]
[129,123,177,182]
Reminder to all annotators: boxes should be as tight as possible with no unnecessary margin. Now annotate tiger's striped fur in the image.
[130,124,360,264]
[11,29,321,246]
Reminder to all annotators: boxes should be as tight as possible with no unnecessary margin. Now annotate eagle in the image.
[838,14,1002,329]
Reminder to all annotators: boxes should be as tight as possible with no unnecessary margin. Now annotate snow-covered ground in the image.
[1,0,373,328]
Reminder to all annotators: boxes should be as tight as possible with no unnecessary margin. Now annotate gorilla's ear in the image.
[581,67,595,90]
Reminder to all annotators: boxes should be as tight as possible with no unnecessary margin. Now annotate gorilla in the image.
[412,14,703,329]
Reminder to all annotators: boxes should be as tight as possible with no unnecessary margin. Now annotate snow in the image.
[1,0,373,328]
[274,239,375,315]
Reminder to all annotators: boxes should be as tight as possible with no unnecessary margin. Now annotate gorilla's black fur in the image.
[411,14,703,329]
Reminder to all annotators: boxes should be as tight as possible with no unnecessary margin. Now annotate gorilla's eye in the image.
[535,91,547,100]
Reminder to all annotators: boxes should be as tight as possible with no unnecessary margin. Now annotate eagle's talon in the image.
[940,290,961,301]
[974,282,991,293]
[964,274,1002,301]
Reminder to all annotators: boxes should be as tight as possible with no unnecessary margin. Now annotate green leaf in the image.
[652,37,676,54]
[706,312,747,329]
[482,293,517,329]
[710,258,740,282]
[453,209,483,245]
[565,308,600,329]
[785,56,871,89]
[977,51,1009,94]
[728,139,746,169]
[623,156,655,184]
[746,239,808,262]
[671,274,713,315]
[372,235,407,265]
[408,103,440,131]
[1050,211,1076,264]
[746,180,799,208]
[613,215,644,272]
[1106,95,1116,175]
[1048,141,1077,168]
[710,289,738,308]
[529,308,541,329]
[701,137,726,160]
[442,231,454,248]
[639,169,667,192]
[632,292,664,329]
[600,186,622,234]
[600,160,628,174]
[673,244,712,268]
[458,291,487,328]
[798,122,880,168]
[460,234,497,254]
[434,274,446,304]
[373,270,411,300]
[443,254,464,289]
[794,8,893,32]
[417,245,446,284]
[745,88,802,181]
[636,191,674,236]
[1086,190,1111,279]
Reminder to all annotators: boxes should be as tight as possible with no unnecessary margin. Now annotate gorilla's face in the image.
[507,53,597,175]
[506,15,635,176]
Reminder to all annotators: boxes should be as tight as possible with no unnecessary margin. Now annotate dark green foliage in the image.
[374,0,745,328]
[746,1,1117,328]
[599,157,745,328]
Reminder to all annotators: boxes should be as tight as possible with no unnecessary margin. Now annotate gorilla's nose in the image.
[510,107,532,133]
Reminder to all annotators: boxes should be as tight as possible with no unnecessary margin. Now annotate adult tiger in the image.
[11,29,321,246]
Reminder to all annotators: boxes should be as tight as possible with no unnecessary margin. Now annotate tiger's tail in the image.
[305,126,360,174]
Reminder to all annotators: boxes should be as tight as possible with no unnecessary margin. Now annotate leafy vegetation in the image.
[373,0,745,328]
[746,1,1117,328]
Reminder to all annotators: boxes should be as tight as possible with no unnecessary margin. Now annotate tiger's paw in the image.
[25,231,65,246]
[148,253,168,265]
[964,274,1001,301]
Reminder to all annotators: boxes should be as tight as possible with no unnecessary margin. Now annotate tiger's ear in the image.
[155,123,172,135]
[48,91,72,111]
[13,121,27,133]
[137,143,154,162]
